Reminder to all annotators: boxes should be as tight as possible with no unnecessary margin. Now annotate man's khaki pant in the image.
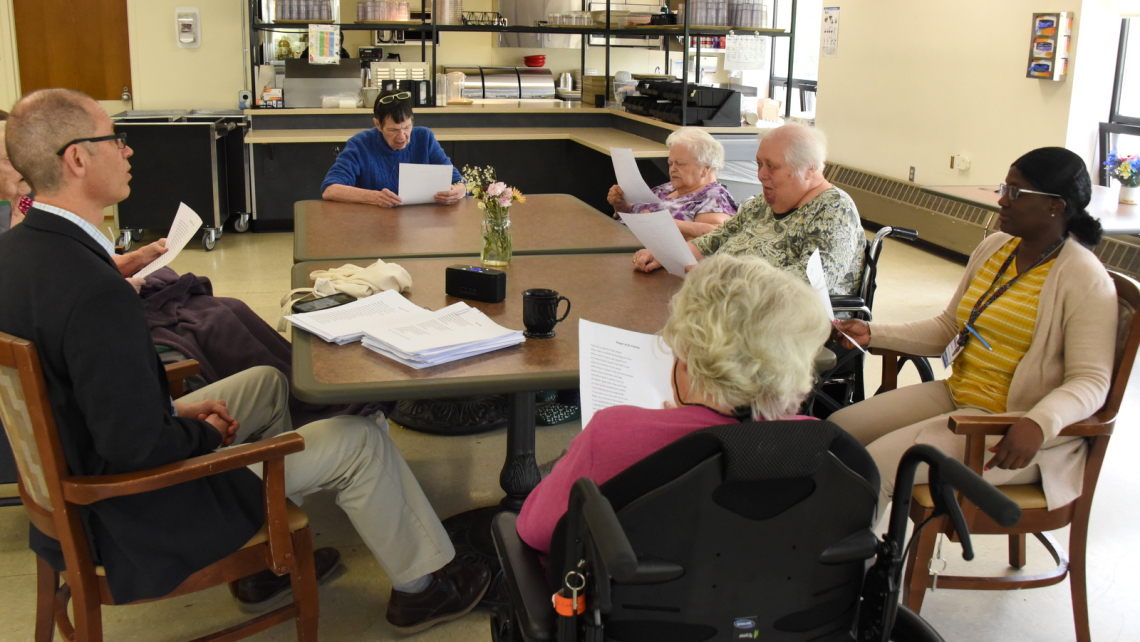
[181,366,454,584]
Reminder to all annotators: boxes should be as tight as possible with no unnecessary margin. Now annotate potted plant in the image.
[1104,151,1140,204]
[462,165,525,266]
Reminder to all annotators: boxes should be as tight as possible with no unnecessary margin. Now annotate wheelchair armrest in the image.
[491,512,557,641]
[886,227,919,242]
[829,295,867,310]
[575,479,684,585]
[814,346,837,372]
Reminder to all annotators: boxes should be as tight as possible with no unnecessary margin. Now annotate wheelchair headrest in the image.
[602,420,878,515]
[699,420,847,482]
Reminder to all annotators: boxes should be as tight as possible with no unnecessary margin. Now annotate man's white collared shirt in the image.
[33,202,116,257]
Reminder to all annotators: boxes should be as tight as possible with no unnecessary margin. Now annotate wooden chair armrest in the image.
[1057,411,1115,437]
[947,415,1017,436]
[875,349,905,393]
[61,432,306,505]
[950,411,1115,438]
[164,359,200,399]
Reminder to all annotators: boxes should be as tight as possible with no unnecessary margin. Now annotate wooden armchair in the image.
[0,331,321,642]
[877,270,1140,642]
[0,360,199,510]
[164,359,201,399]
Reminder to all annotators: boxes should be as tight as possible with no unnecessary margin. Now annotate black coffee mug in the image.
[523,288,571,339]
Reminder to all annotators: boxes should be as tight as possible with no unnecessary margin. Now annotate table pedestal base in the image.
[440,392,541,608]
[390,395,508,435]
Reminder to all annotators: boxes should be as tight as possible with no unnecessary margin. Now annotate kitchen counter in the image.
[244,104,773,136]
[245,126,671,157]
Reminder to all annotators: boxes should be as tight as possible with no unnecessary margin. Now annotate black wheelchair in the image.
[806,226,935,418]
[489,421,1020,641]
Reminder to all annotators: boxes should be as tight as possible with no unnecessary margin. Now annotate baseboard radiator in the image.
[823,164,992,257]
[823,163,1140,280]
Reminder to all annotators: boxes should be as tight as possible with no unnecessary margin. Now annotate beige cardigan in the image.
[868,232,1117,508]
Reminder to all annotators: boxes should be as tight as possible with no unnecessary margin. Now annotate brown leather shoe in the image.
[230,546,342,613]
[385,560,491,634]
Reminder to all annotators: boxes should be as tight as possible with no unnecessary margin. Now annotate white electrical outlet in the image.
[950,155,971,171]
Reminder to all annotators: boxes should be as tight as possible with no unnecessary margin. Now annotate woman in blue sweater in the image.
[321,90,465,207]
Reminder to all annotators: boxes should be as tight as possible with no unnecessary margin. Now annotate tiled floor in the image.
[1,227,1138,641]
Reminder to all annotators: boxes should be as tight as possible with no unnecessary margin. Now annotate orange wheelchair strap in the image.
[552,591,587,616]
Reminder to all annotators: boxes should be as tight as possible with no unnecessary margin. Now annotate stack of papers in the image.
[286,290,525,368]
[285,290,430,344]
[361,302,525,369]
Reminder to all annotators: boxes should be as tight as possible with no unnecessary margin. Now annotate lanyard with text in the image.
[941,238,1065,368]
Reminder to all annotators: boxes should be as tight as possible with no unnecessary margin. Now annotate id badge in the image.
[941,336,964,368]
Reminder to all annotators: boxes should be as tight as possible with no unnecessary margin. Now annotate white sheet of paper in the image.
[132,203,203,278]
[398,163,453,205]
[610,147,662,204]
[806,249,834,321]
[807,249,865,352]
[579,319,675,429]
[618,210,697,277]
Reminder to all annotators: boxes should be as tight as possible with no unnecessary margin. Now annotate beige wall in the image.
[816,1,1119,186]
[126,0,248,110]
[0,0,18,111]
[0,0,248,111]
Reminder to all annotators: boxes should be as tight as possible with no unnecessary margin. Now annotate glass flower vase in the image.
[480,205,513,267]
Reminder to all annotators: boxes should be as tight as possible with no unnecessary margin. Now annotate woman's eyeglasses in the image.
[997,183,1062,201]
[56,132,128,156]
[377,91,412,105]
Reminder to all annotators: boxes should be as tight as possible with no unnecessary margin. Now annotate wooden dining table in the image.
[291,253,685,509]
[292,194,644,263]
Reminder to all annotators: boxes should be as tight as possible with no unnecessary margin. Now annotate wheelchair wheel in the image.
[489,606,522,642]
[889,605,945,642]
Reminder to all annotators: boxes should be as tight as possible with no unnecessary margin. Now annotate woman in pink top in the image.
[517,253,832,553]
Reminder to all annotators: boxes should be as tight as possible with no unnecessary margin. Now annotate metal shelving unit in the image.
[246,0,799,122]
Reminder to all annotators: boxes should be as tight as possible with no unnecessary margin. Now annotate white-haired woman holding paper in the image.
[516,253,831,554]
[607,127,738,240]
[632,123,864,298]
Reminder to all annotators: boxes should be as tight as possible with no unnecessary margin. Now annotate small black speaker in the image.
[445,265,506,303]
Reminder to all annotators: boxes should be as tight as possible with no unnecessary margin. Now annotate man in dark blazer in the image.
[0,89,489,633]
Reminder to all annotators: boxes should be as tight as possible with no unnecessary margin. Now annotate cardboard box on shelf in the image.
[581,74,614,104]
[759,98,781,122]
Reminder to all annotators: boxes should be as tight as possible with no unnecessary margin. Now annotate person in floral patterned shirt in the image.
[632,123,865,297]
[608,127,738,240]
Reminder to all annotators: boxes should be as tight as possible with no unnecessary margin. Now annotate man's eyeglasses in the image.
[56,132,128,156]
[376,91,412,105]
[997,183,1061,201]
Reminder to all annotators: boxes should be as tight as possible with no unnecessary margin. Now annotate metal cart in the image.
[112,110,251,251]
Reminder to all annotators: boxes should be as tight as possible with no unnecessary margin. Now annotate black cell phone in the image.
[291,293,357,314]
